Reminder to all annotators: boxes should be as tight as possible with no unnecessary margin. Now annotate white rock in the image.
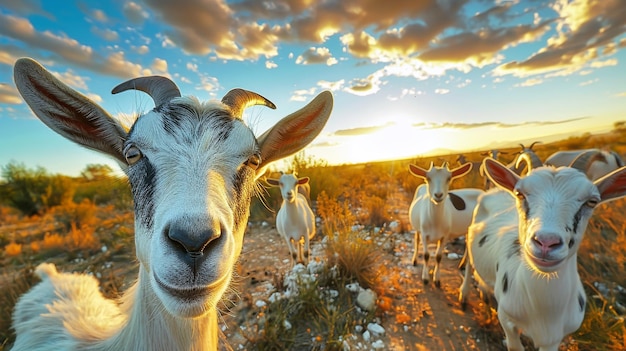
[283,320,292,330]
[346,283,361,293]
[268,292,282,303]
[447,252,461,260]
[357,289,377,312]
[342,340,350,351]
[371,340,385,349]
[367,322,385,336]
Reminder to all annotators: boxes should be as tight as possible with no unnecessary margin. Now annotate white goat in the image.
[459,152,626,351]
[408,161,484,287]
[10,58,333,351]
[266,173,315,265]
[545,148,624,180]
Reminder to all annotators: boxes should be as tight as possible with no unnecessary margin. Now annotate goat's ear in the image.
[256,91,333,176]
[265,178,280,187]
[298,177,310,185]
[13,58,127,164]
[483,158,520,192]
[595,166,626,203]
[409,164,427,179]
[451,162,472,179]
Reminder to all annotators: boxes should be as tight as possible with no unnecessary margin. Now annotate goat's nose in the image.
[532,234,563,256]
[167,224,221,257]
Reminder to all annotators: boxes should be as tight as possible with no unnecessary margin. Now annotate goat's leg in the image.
[297,236,305,265]
[412,231,421,266]
[498,310,524,351]
[303,234,310,266]
[287,237,298,264]
[432,238,444,288]
[459,249,473,310]
[421,234,430,285]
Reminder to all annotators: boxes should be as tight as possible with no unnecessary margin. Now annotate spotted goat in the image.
[408,161,484,287]
[10,58,333,351]
[459,151,626,351]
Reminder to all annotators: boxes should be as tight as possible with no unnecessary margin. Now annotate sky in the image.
[0,0,625,177]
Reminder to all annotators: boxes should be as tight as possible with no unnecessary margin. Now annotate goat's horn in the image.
[112,76,181,107]
[515,150,543,172]
[222,88,276,119]
[569,150,605,173]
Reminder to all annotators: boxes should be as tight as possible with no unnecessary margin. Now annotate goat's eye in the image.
[585,198,599,208]
[124,145,142,165]
[244,154,261,170]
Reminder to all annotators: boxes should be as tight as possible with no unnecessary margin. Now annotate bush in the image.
[0,162,75,216]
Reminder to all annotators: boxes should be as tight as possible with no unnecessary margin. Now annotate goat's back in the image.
[11,264,125,351]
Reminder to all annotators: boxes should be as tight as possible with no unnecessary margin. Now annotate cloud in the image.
[318,79,344,92]
[290,88,317,102]
[0,0,54,19]
[333,123,393,136]
[0,13,149,78]
[496,0,626,77]
[123,2,149,24]
[426,117,590,130]
[296,47,338,66]
[151,58,168,74]
[91,27,119,41]
[89,9,109,23]
[0,83,23,104]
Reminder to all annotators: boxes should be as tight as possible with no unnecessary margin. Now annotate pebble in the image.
[367,322,385,336]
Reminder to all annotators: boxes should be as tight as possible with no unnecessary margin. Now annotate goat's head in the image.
[266,173,309,203]
[409,161,473,204]
[482,153,626,274]
[14,58,333,318]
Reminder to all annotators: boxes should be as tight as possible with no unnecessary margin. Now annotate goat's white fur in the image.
[408,161,483,286]
[266,173,315,265]
[10,57,333,351]
[459,157,626,351]
[545,148,624,180]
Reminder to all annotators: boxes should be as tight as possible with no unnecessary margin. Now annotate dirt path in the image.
[223,223,506,351]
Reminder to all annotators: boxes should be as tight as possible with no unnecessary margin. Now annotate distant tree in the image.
[74,164,131,209]
[81,164,114,181]
[0,162,75,216]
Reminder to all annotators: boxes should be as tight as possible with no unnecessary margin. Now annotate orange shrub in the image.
[42,232,64,251]
[66,223,100,251]
[29,240,41,253]
[4,241,22,256]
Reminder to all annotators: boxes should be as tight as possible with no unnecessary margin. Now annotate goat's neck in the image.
[427,197,447,217]
[99,267,218,351]
[283,198,303,217]
[511,252,581,313]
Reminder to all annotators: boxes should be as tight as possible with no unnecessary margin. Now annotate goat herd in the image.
[7,58,626,351]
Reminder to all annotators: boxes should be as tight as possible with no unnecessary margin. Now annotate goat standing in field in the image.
[459,151,626,351]
[408,161,484,287]
[10,58,333,351]
[267,173,315,265]
[545,148,624,180]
